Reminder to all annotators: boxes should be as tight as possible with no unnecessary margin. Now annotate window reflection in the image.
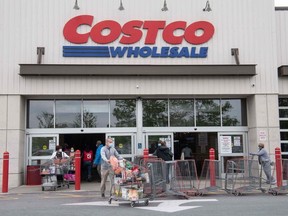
[281,132,288,140]
[170,99,194,126]
[111,136,132,154]
[28,100,54,128]
[222,99,242,126]
[31,137,55,156]
[281,143,288,152]
[196,99,220,126]
[280,121,288,129]
[279,98,288,107]
[279,109,288,118]
[83,100,109,127]
[143,99,168,127]
[110,100,136,127]
[55,100,81,128]
[28,98,247,129]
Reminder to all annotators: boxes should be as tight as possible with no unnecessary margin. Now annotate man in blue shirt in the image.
[93,140,103,182]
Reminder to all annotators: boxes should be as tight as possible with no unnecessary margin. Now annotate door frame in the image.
[143,132,174,156]
[26,134,59,165]
[218,132,248,174]
[106,133,136,160]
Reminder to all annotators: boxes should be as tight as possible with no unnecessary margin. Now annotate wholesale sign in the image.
[63,15,215,58]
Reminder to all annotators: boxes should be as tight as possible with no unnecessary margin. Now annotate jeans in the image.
[83,161,92,180]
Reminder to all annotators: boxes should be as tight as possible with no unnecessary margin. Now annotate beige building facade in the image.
[0,0,288,188]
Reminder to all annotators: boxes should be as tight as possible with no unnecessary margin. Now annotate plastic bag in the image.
[110,156,123,174]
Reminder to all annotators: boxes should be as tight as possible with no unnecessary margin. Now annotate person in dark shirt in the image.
[153,140,173,183]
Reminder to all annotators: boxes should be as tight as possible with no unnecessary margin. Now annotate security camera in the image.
[194,128,197,131]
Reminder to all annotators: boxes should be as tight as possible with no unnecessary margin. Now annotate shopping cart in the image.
[268,158,288,195]
[225,157,266,196]
[169,159,199,198]
[198,159,225,196]
[108,160,150,207]
[40,159,70,191]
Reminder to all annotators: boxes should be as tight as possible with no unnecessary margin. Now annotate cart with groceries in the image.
[108,156,150,207]
[40,158,70,191]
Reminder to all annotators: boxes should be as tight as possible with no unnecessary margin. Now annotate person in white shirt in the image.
[50,145,69,160]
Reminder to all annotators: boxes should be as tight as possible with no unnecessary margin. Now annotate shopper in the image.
[82,145,93,182]
[50,145,69,160]
[100,138,123,198]
[181,144,193,159]
[250,143,276,184]
[153,140,173,183]
[93,140,104,182]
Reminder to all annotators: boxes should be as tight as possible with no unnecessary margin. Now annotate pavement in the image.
[1,181,102,195]
[1,181,277,196]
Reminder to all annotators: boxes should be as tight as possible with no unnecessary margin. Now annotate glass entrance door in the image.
[144,133,174,156]
[106,134,135,161]
[218,132,247,174]
[27,134,59,165]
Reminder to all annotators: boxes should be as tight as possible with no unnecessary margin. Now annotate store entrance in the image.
[59,133,106,182]
[173,132,218,176]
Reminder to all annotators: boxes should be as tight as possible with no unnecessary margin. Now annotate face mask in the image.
[59,149,62,152]
[158,143,161,147]
[109,143,114,148]
[71,148,74,153]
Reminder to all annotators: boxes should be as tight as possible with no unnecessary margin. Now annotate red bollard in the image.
[143,148,149,164]
[75,150,81,190]
[275,147,282,188]
[209,148,216,187]
[2,152,9,193]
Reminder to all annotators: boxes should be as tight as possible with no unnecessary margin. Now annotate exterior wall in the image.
[0,0,278,95]
[247,94,280,153]
[276,9,288,94]
[276,9,288,67]
[0,95,25,188]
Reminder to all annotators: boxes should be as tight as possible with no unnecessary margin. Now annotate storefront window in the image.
[279,109,288,118]
[143,99,168,127]
[31,137,55,156]
[83,100,109,127]
[219,135,244,154]
[280,120,288,129]
[281,143,288,152]
[170,99,194,126]
[55,100,81,128]
[27,100,54,128]
[111,135,132,154]
[110,100,136,127]
[196,99,220,126]
[222,99,246,126]
[279,98,288,107]
[279,98,288,155]
[281,132,288,140]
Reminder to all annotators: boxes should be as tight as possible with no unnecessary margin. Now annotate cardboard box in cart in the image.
[121,186,143,201]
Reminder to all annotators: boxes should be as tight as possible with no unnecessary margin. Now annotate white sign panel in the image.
[258,130,267,141]
[220,136,232,154]
[234,136,241,147]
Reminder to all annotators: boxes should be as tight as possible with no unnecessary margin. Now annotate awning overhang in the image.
[19,64,257,76]
[278,65,288,76]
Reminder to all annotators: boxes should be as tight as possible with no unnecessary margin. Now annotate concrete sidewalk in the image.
[2,181,101,195]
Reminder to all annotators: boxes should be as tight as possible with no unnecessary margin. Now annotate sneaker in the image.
[101,193,105,198]
[271,181,277,185]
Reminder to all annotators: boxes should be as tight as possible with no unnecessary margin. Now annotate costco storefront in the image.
[0,0,287,187]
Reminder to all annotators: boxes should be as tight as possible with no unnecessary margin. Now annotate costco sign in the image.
[63,15,215,58]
